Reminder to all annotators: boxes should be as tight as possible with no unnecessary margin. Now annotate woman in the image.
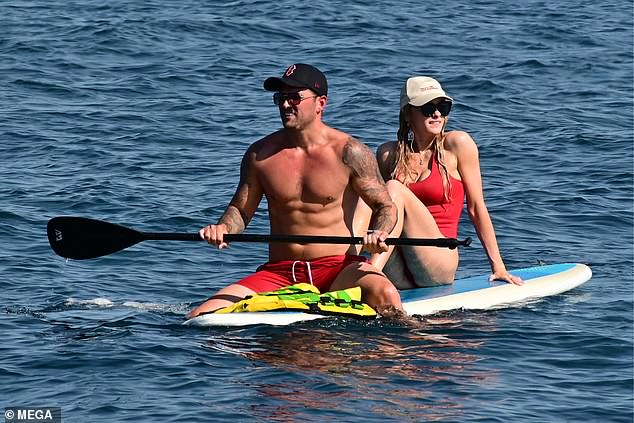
[356,76,522,288]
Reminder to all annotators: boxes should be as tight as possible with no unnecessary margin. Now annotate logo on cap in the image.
[285,65,296,77]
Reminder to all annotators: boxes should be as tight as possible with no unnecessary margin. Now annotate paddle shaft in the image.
[47,216,471,260]
[144,232,472,248]
[141,232,471,248]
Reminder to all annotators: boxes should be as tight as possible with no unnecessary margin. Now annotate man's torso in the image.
[252,128,361,260]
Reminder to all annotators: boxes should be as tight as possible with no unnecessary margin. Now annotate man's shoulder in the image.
[260,129,285,143]
[247,129,284,152]
[324,126,357,144]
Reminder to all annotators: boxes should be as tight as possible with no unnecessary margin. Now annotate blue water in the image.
[2,0,632,421]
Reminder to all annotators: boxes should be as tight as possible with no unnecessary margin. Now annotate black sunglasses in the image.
[418,100,452,117]
[273,92,318,106]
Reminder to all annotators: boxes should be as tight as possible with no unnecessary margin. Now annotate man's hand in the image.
[199,223,230,249]
[362,229,389,254]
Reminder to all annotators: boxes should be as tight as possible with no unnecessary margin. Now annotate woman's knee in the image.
[385,179,405,201]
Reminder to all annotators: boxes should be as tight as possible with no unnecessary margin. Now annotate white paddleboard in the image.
[183,263,591,327]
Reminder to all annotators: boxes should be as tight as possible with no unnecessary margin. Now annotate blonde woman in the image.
[357,76,522,288]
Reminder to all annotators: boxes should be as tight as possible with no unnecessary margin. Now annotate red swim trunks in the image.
[236,255,368,293]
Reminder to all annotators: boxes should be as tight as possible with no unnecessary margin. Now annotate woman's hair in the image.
[391,106,452,201]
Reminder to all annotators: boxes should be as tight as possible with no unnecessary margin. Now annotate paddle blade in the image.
[47,216,145,260]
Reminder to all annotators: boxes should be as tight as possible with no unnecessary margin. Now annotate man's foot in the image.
[374,304,425,327]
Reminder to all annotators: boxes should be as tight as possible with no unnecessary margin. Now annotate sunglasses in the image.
[273,92,318,106]
[418,100,452,117]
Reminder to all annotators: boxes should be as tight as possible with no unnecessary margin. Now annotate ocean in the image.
[2,0,633,421]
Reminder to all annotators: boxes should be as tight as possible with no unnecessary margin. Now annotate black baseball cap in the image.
[263,63,328,96]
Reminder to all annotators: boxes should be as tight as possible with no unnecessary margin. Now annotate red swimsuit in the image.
[407,155,464,238]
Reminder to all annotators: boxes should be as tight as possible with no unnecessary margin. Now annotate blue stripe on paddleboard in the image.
[399,263,577,303]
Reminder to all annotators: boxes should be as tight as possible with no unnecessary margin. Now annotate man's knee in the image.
[374,278,400,302]
[360,275,400,306]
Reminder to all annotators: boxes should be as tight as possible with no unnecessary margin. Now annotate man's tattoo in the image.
[369,203,396,234]
[218,148,256,234]
[343,137,397,234]
[218,205,246,233]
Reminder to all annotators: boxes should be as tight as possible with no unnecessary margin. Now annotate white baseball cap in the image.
[400,76,452,110]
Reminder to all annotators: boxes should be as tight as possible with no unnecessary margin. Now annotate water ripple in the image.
[1,0,632,421]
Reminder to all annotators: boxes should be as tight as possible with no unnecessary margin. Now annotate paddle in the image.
[47,216,472,260]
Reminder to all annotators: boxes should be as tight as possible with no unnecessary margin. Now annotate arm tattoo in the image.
[343,137,397,234]
[218,205,246,234]
[217,146,260,233]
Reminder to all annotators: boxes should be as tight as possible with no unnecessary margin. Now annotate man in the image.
[186,63,403,319]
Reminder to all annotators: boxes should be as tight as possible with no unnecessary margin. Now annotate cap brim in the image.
[408,95,453,107]
[403,95,453,110]
[263,77,307,92]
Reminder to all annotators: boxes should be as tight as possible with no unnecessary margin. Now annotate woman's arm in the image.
[450,131,523,285]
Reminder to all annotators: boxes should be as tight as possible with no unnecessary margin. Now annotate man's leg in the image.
[186,284,256,318]
[328,260,404,315]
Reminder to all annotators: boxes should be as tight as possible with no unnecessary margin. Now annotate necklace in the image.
[416,149,431,165]
[408,150,431,183]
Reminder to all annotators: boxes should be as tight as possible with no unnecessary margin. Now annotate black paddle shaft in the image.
[47,216,471,260]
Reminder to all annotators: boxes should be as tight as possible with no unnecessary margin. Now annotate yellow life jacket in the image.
[215,283,377,319]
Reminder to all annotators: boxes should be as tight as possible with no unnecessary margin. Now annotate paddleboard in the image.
[183,263,591,327]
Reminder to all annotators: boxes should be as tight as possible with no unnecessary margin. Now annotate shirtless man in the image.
[186,63,403,319]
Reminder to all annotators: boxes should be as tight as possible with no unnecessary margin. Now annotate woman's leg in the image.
[351,196,373,256]
[185,284,256,318]
[376,180,459,286]
[380,247,416,289]
[369,179,407,270]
